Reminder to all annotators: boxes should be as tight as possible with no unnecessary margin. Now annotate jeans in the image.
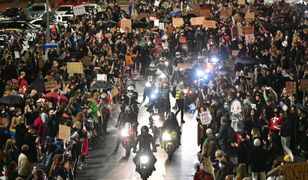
[281,136,294,161]
[252,171,266,180]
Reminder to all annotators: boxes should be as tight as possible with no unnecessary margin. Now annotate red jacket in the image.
[18,77,29,93]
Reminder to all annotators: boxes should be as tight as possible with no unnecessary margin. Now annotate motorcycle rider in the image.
[121,85,139,113]
[133,126,157,172]
[161,112,181,146]
[113,107,138,154]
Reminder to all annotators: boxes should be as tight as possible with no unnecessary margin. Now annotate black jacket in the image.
[248,146,269,172]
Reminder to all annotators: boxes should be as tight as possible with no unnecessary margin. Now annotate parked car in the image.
[0,20,37,32]
[82,4,102,14]
[29,3,52,18]
[55,5,73,15]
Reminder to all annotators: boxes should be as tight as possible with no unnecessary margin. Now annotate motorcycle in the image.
[134,149,155,180]
[161,130,178,160]
[120,122,137,158]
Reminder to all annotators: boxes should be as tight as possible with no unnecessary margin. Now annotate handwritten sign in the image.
[190,17,204,26]
[238,0,246,5]
[285,81,296,95]
[242,26,254,35]
[73,5,86,16]
[120,19,132,33]
[97,74,108,82]
[299,79,308,92]
[45,80,58,92]
[245,11,255,20]
[59,125,71,141]
[281,162,308,180]
[199,9,211,18]
[172,18,184,28]
[202,20,216,28]
[67,62,84,74]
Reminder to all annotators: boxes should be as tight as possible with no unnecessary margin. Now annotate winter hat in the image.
[253,139,261,147]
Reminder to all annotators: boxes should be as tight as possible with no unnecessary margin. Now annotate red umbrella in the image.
[42,92,69,104]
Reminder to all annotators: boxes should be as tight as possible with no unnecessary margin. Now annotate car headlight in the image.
[145,82,151,87]
[140,155,149,164]
[150,93,156,99]
[162,132,172,141]
[211,57,218,63]
[120,129,129,137]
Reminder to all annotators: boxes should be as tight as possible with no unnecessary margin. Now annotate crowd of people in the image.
[0,0,307,180]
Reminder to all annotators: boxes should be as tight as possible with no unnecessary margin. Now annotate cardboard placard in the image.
[202,20,216,28]
[172,18,184,28]
[154,0,160,6]
[120,19,132,33]
[178,63,194,70]
[73,5,86,16]
[190,17,205,26]
[238,0,246,5]
[45,80,58,92]
[242,26,254,35]
[67,62,84,74]
[220,7,233,17]
[281,162,308,180]
[299,79,308,92]
[199,9,211,18]
[58,125,71,141]
[285,81,296,95]
[14,51,20,59]
[111,87,119,97]
[245,11,255,20]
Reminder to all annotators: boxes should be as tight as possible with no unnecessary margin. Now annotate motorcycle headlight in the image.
[184,89,188,94]
[140,155,149,164]
[120,129,129,137]
[162,132,172,141]
[150,93,156,99]
[145,82,151,87]
[211,57,218,63]
[164,61,169,66]
[196,70,204,77]
[152,114,160,121]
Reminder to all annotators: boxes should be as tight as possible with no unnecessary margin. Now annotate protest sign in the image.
[172,18,184,28]
[245,34,255,44]
[178,63,194,70]
[281,162,308,180]
[45,80,58,92]
[190,17,204,26]
[159,23,165,30]
[154,0,160,6]
[97,74,108,81]
[73,5,86,16]
[202,20,216,28]
[285,81,296,95]
[245,11,255,20]
[242,26,254,35]
[121,19,132,33]
[14,51,20,59]
[111,87,119,97]
[59,125,71,141]
[199,9,211,18]
[154,19,160,27]
[238,0,246,5]
[67,62,84,74]
[299,79,308,92]
[220,7,233,17]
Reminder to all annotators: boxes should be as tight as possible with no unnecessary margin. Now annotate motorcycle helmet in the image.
[127,85,135,93]
[167,112,175,120]
[141,126,149,135]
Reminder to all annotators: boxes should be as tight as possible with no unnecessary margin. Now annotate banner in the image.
[281,162,308,180]
[45,80,58,92]
[242,26,254,35]
[245,11,255,20]
[172,18,184,28]
[120,19,132,33]
[285,81,296,95]
[299,79,308,92]
[59,125,71,141]
[190,17,204,26]
[67,62,84,74]
[73,5,86,16]
[202,20,216,28]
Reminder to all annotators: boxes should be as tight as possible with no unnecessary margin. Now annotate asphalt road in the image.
[76,76,199,180]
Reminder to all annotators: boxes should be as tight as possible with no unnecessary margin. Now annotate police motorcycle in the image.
[120,85,139,114]
[161,129,179,160]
